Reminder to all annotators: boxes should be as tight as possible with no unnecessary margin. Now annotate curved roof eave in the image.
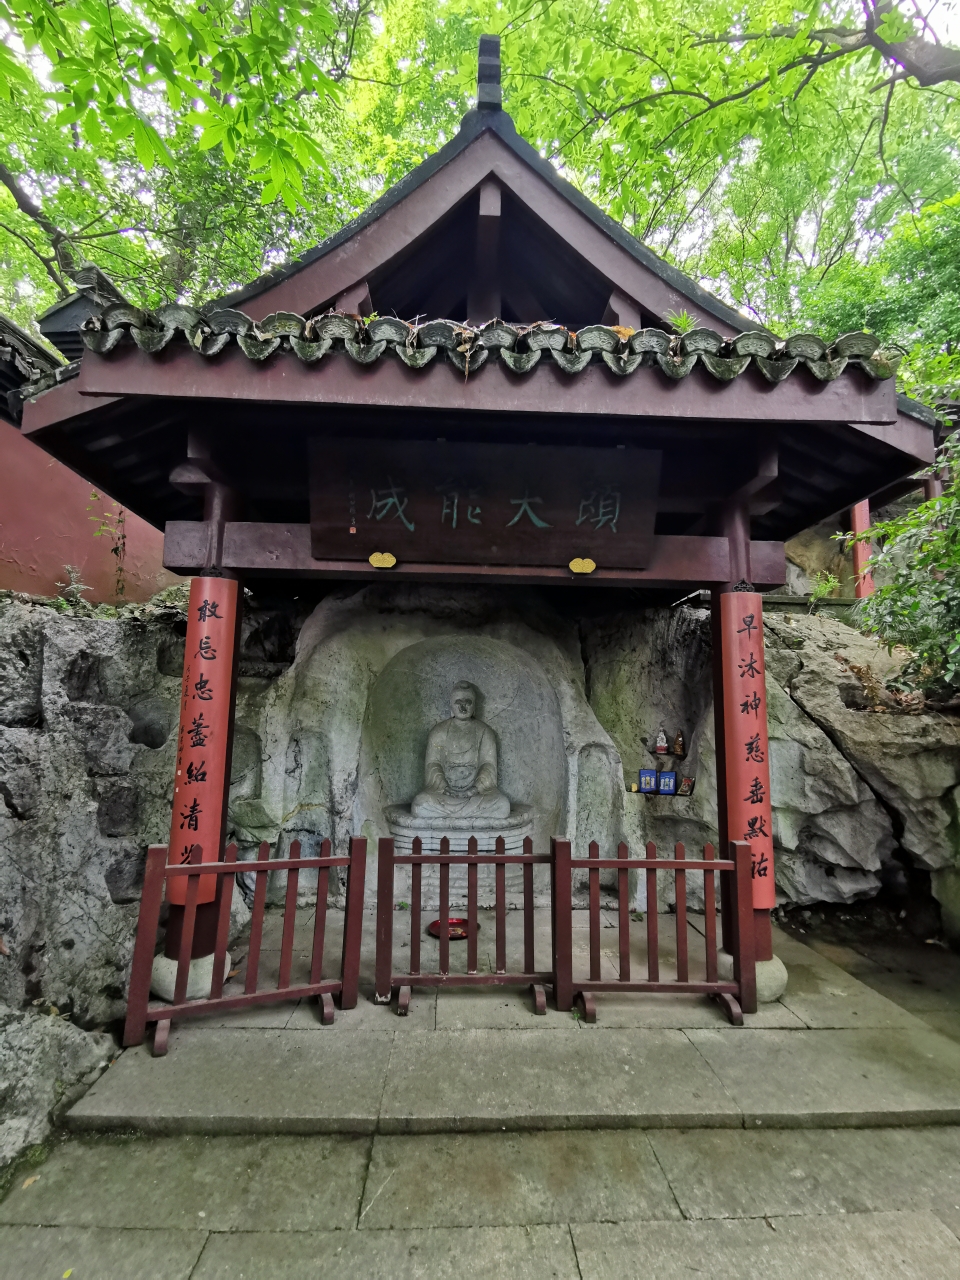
[213,108,766,337]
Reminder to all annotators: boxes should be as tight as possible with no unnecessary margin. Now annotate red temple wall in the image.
[1,420,182,603]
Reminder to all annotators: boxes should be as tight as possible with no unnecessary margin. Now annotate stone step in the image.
[67,1021,960,1136]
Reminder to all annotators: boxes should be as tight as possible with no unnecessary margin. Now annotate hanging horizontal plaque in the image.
[310,440,662,569]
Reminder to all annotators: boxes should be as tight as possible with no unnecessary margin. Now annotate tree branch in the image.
[0,161,77,282]
[0,220,70,293]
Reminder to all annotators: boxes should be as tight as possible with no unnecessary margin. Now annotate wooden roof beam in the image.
[603,289,645,332]
[333,281,373,317]
[468,179,501,325]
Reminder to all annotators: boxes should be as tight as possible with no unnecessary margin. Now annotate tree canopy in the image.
[856,436,960,697]
[2,0,960,408]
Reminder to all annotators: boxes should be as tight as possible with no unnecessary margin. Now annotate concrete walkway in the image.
[68,918,960,1134]
[5,920,960,1276]
[2,1126,960,1276]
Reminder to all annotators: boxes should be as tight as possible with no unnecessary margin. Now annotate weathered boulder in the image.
[0,602,182,1024]
[587,602,953,908]
[0,1004,112,1172]
[765,612,960,872]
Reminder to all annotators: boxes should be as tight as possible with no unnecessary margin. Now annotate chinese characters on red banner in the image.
[166,577,239,906]
[721,592,776,909]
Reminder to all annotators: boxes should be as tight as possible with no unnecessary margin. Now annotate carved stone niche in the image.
[359,635,562,904]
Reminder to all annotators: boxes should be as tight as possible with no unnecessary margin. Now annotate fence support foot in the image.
[576,992,597,1024]
[152,1019,171,1056]
[713,992,744,1026]
[531,984,547,1015]
[319,992,336,1025]
[397,985,412,1017]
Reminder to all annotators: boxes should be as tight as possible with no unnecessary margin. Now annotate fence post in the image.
[209,843,237,1001]
[374,837,395,1004]
[552,838,573,1011]
[123,846,168,1047]
[340,837,367,1009]
[731,841,758,1014]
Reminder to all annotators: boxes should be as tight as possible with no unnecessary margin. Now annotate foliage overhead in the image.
[1,0,960,411]
[855,437,960,696]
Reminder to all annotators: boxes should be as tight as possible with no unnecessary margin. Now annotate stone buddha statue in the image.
[411,681,511,820]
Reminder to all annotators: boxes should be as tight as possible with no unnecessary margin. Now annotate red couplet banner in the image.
[166,576,240,906]
[720,591,776,909]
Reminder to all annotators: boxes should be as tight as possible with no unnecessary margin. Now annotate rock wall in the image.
[4,586,960,1034]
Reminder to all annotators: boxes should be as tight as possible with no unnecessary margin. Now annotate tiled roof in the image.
[0,313,64,422]
[79,305,902,384]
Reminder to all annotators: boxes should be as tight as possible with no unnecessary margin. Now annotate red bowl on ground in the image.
[427,917,478,941]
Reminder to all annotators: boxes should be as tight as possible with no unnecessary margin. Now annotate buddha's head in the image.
[450,681,477,721]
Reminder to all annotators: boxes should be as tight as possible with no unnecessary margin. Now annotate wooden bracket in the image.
[602,289,645,332]
[531,983,547,1015]
[575,991,597,1023]
[713,992,744,1026]
[152,1018,171,1056]
[334,281,373,317]
[319,991,336,1025]
[397,985,412,1017]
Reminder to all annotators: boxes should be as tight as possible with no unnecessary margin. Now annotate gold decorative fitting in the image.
[569,557,597,575]
[368,552,397,569]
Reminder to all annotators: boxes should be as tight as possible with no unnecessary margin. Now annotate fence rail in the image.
[124,831,758,1047]
[123,837,367,1055]
[552,838,757,1024]
[375,835,553,1014]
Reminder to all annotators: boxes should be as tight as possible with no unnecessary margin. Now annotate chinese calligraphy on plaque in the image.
[310,440,662,570]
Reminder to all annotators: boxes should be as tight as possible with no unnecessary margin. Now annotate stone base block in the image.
[150,951,231,1003]
[717,950,788,1003]
[383,802,534,855]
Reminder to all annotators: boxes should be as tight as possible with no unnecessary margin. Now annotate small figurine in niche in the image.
[654,727,669,754]
[672,730,685,758]
[677,776,696,797]
[658,771,677,796]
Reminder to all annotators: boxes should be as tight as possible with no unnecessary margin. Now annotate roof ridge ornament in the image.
[477,34,502,111]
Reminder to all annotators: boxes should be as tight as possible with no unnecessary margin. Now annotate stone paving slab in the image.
[432,986,803,1029]
[779,960,928,1030]
[67,1031,394,1135]
[379,1028,741,1132]
[936,1204,960,1241]
[0,1134,370,1232]
[688,1027,960,1127]
[917,1011,960,1044]
[286,985,437,1031]
[191,1224,580,1279]
[358,1130,680,1228]
[0,1224,206,1280]
[857,969,960,1013]
[647,1126,960,1220]
[572,1209,960,1279]
[434,988,577,1031]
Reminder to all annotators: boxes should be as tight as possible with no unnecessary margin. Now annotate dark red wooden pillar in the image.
[850,499,874,599]
[164,481,242,962]
[712,500,775,963]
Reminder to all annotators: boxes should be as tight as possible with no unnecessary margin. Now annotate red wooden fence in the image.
[374,835,553,1014]
[552,838,757,1024]
[123,837,367,1055]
